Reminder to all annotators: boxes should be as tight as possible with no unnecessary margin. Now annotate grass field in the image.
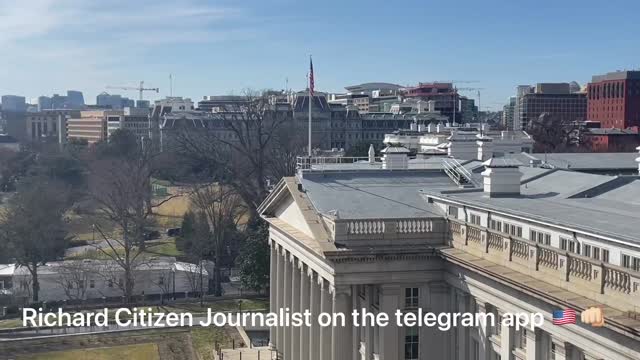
[18,343,160,360]
[191,327,231,360]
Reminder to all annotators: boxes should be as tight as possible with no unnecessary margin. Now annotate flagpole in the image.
[308,55,313,157]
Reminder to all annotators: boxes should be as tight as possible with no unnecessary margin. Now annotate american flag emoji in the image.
[552,309,577,325]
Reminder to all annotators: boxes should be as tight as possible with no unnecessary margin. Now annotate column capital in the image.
[307,267,316,279]
[289,252,297,263]
[298,259,306,271]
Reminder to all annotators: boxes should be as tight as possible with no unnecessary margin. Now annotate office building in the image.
[37,96,53,111]
[587,70,640,129]
[154,97,195,112]
[404,82,460,122]
[106,107,151,139]
[0,95,26,113]
[66,110,124,144]
[26,110,80,141]
[513,86,534,130]
[516,83,587,130]
[65,90,85,109]
[261,149,640,360]
[502,97,516,130]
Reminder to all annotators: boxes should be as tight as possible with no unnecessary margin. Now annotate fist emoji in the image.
[581,307,605,327]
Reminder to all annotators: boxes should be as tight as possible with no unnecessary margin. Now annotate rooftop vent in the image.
[481,157,522,197]
[381,145,410,170]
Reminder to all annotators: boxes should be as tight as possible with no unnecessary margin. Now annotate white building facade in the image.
[259,151,640,360]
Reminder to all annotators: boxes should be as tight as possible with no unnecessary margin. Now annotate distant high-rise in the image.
[51,94,67,109]
[66,90,85,109]
[96,92,123,109]
[1,95,27,112]
[513,85,534,130]
[502,96,516,129]
[37,96,53,111]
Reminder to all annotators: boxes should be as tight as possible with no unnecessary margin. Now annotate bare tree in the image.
[87,130,178,303]
[527,113,589,152]
[53,261,90,301]
[150,268,174,305]
[175,89,296,221]
[189,185,244,297]
[0,178,70,302]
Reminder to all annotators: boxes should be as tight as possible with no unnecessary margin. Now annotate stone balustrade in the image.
[447,218,640,312]
[332,217,446,246]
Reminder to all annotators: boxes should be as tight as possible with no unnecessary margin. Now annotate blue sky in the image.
[1,0,639,110]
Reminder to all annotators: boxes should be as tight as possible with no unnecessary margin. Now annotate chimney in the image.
[481,158,522,197]
[381,145,410,170]
[368,144,375,164]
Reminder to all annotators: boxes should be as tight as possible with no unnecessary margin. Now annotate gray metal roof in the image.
[528,152,639,170]
[300,170,456,219]
[422,169,640,246]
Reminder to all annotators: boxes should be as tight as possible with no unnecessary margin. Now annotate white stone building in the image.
[259,148,640,360]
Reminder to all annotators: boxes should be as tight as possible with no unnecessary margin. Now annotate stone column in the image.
[309,270,321,360]
[290,257,301,358]
[476,302,491,360]
[269,242,277,348]
[525,328,539,360]
[283,251,292,359]
[379,284,400,360]
[276,246,285,352]
[456,290,469,360]
[299,263,311,360]
[500,310,514,360]
[551,337,569,360]
[331,285,353,360]
[319,278,332,360]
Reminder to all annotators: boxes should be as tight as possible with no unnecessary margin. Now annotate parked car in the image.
[144,230,161,240]
[166,228,181,237]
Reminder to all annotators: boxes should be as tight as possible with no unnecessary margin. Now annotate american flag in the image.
[309,57,315,97]
[552,309,576,325]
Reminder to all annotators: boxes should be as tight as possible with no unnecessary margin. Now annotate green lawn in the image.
[66,238,184,260]
[0,318,22,329]
[191,327,230,360]
[18,343,160,360]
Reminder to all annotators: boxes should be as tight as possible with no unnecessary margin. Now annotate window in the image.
[470,213,481,226]
[622,254,640,271]
[602,249,610,263]
[530,229,550,245]
[0,280,4,290]
[108,279,113,288]
[405,288,419,308]
[404,327,419,360]
[560,238,580,254]
[515,328,527,349]
[584,244,592,258]
[159,276,165,286]
[448,206,459,218]
[89,279,95,289]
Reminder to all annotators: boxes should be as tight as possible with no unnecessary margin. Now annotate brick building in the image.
[587,70,640,129]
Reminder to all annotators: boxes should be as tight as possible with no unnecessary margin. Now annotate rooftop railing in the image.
[328,217,447,246]
[448,218,640,313]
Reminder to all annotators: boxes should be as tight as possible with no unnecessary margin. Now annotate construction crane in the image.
[106,81,159,101]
